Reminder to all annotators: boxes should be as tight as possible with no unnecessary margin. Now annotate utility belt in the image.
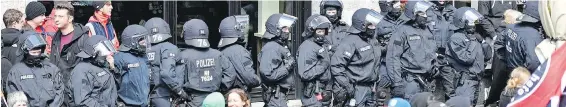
[401,72,433,92]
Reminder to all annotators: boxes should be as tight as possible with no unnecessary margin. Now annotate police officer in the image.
[298,14,333,107]
[143,17,181,107]
[114,25,151,107]
[259,13,297,107]
[69,35,118,106]
[331,8,382,107]
[429,0,458,101]
[504,1,543,73]
[6,31,64,107]
[178,19,232,106]
[218,15,261,92]
[320,0,350,49]
[386,1,436,99]
[448,7,486,104]
[375,0,403,100]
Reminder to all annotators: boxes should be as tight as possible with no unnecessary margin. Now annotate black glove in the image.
[320,90,333,102]
[173,88,190,101]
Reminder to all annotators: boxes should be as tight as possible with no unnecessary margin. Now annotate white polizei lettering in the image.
[196,59,215,68]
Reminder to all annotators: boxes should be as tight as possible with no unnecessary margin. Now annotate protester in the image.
[499,67,530,107]
[225,88,251,107]
[85,0,120,49]
[2,9,25,64]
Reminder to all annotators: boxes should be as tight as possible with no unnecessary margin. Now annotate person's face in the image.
[54,9,73,29]
[13,16,26,30]
[100,2,113,15]
[227,93,245,107]
[325,8,337,16]
[30,13,46,26]
[138,38,147,47]
[366,24,376,30]
[29,49,42,56]
[282,27,290,33]
[315,29,327,35]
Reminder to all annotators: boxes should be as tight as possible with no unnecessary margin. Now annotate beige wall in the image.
[312,0,381,26]
[0,0,33,29]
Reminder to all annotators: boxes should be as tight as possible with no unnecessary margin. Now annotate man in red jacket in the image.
[85,0,120,49]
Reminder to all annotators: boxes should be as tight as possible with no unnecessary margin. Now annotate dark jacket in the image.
[147,42,180,97]
[504,23,544,71]
[499,87,518,107]
[113,52,150,106]
[69,62,118,107]
[49,23,90,83]
[1,28,24,64]
[220,44,260,92]
[6,60,64,107]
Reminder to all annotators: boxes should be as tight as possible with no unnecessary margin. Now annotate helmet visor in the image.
[93,40,117,56]
[365,11,384,26]
[24,34,47,50]
[309,16,332,29]
[234,15,250,35]
[414,1,433,14]
[278,14,298,29]
[463,10,483,26]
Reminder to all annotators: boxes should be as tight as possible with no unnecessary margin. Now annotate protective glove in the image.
[173,88,190,101]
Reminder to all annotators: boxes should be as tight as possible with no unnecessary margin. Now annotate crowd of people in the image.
[0,0,562,107]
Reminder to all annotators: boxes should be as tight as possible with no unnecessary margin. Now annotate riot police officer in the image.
[178,19,232,106]
[258,13,297,107]
[143,17,181,107]
[69,35,118,106]
[114,25,151,106]
[429,0,458,101]
[386,1,436,99]
[448,7,486,104]
[298,14,333,107]
[504,1,543,74]
[320,0,350,49]
[6,31,64,107]
[218,15,261,92]
[330,8,382,107]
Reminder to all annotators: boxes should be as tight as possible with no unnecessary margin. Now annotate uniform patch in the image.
[508,29,518,40]
[243,60,252,66]
[127,63,140,68]
[306,60,313,65]
[393,40,402,46]
[408,35,421,40]
[343,51,352,57]
[359,45,371,52]
[147,52,156,60]
[97,72,107,77]
[20,75,34,80]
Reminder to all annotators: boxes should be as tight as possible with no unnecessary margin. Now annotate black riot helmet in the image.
[77,35,117,67]
[349,8,384,35]
[263,13,298,42]
[517,1,540,23]
[77,35,117,58]
[183,19,210,48]
[144,17,172,44]
[303,14,332,44]
[404,1,434,20]
[120,25,149,56]
[20,31,48,65]
[453,7,483,29]
[20,31,46,54]
[320,0,343,23]
[218,15,250,48]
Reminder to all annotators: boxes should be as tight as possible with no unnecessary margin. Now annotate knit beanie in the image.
[92,1,110,11]
[25,2,46,21]
[202,92,226,107]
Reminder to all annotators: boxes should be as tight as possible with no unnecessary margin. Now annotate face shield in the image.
[463,10,483,26]
[278,14,298,40]
[93,40,117,57]
[234,15,250,36]
[309,16,332,30]
[23,34,47,51]
[414,1,433,17]
[364,11,384,29]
